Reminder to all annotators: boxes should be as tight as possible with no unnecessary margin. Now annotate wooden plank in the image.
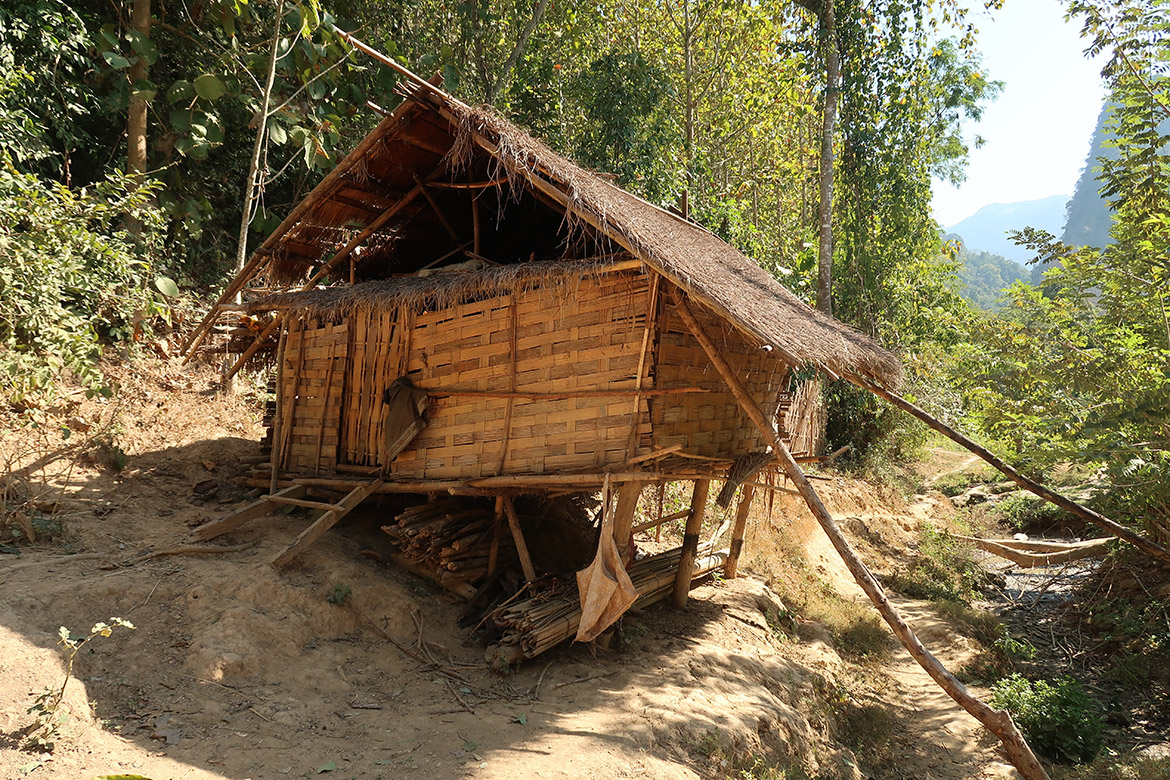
[189,485,308,542]
[268,495,347,512]
[270,481,381,568]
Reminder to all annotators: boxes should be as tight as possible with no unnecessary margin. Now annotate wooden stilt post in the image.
[724,484,755,578]
[502,496,537,581]
[672,479,710,608]
[488,496,504,575]
[848,374,1170,567]
[671,290,1051,780]
[612,482,641,562]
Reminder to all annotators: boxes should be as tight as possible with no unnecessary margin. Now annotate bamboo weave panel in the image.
[652,303,787,458]
[279,321,348,475]
[387,273,653,479]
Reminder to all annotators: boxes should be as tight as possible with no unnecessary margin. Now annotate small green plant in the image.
[326,584,352,606]
[615,618,648,650]
[888,522,989,604]
[25,618,135,750]
[989,674,1104,764]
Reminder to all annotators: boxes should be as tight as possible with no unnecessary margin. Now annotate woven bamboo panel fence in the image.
[783,376,826,457]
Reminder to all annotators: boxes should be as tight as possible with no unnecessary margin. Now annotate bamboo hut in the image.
[187,71,901,658]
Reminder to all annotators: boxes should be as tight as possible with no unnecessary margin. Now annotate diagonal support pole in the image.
[671,289,1051,780]
[847,374,1170,568]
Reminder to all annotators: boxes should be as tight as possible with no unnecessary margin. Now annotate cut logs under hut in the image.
[185,53,903,659]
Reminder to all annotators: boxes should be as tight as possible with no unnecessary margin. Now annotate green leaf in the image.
[269,122,287,145]
[513,712,527,725]
[317,762,336,773]
[168,80,194,105]
[129,34,159,65]
[193,74,226,101]
[154,277,179,297]
[103,51,132,69]
[168,109,191,132]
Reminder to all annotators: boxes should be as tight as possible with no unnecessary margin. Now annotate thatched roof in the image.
[240,81,902,386]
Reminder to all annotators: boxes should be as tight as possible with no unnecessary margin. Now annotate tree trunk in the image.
[815,0,839,315]
[126,0,151,177]
[235,0,286,279]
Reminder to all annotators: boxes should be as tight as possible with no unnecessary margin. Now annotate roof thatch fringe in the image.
[250,258,640,319]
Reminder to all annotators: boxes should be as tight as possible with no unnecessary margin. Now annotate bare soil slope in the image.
[1,358,1015,780]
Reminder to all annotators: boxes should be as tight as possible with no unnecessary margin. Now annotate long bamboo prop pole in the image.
[671,291,1051,780]
[848,375,1170,567]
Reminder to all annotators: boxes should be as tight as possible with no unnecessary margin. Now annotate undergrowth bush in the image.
[0,156,169,404]
[989,674,1104,764]
[993,493,1075,531]
[887,522,989,603]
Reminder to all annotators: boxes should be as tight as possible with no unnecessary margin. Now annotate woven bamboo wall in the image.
[338,272,653,479]
[278,319,348,474]
[652,303,788,457]
[276,271,795,480]
[782,376,826,457]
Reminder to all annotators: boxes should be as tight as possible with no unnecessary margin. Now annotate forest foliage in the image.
[0,0,1166,538]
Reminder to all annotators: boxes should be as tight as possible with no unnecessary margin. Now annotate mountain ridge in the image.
[945,193,1069,264]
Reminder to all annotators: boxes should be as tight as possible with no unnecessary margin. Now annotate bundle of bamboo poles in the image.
[486,544,728,664]
[382,498,512,585]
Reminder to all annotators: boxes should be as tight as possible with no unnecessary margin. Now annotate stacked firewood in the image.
[486,544,727,665]
[382,498,512,585]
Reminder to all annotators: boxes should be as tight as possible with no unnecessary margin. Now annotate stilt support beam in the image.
[724,484,755,578]
[672,479,710,607]
[502,496,537,582]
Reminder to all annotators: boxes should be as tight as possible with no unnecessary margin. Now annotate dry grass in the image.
[745,522,893,662]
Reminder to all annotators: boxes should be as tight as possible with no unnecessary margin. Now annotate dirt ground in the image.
[2,358,1024,780]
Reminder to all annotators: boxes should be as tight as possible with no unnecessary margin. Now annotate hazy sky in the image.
[931,0,1107,227]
